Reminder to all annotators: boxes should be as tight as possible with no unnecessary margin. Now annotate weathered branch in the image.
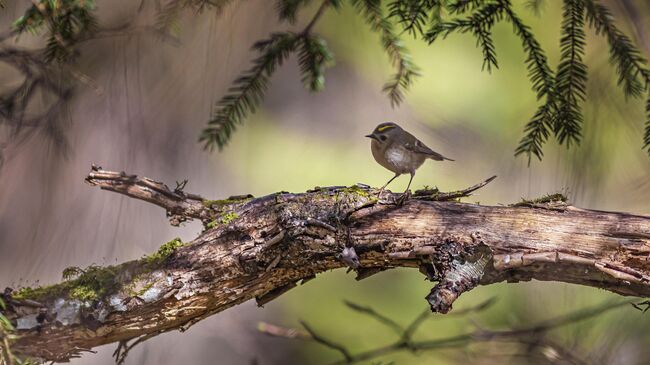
[2,166,649,362]
[84,164,212,226]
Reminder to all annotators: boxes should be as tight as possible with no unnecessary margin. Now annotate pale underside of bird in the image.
[365,122,452,200]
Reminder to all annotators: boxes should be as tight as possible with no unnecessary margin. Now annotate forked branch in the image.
[259,298,631,365]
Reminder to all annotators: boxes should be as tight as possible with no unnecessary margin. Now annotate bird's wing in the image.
[404,139,454,161]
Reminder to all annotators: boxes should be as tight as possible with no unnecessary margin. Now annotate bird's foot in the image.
[396,191,411,206]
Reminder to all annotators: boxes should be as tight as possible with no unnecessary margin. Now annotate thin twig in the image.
[263,299,630,365]
[258,322,312,340]
[300,320,353,362]
[302,0,330,36]
[344,301,404,335]
[402,297,496,342]
[401,308,430,341]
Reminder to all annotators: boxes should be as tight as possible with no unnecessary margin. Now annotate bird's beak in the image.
[365,134,378,141]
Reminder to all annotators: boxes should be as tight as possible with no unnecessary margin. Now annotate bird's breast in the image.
[371,142,424,174]
[385,147,409,167]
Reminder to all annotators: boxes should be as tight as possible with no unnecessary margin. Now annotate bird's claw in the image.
[396,191,411,206]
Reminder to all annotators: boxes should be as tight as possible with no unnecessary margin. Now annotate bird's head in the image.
[365,122,402,144]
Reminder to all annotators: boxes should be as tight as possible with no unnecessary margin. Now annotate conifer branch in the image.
[447,0,485,15]
[301,0,334,35]
[501,1,553,101]
[554,0,587,147]
[7,0,647,159]
[582,0,649,154]
[352,0,420,107]
[277,0,314,23]
[388,0,442,38]
[502,0,556,162]
[12,0,98,63]
[582,0,649,98]
[473,19,499,73]
[200,32,300,151]
[156,0,234,34]
[298,34,334,92]
[425,2,504,73]
[383,58,419,107]
[515,102,554,163]
[200,0,334,150]
[194,0,649,157]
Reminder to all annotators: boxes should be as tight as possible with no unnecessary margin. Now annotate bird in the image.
[365,122,453,201]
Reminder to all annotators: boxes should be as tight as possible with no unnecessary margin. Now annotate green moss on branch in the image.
[13,265,121,302]
[11,238,185,302]
[205,212,240,229]
[201,195,253,209]
[512,193,568,207]
[145,237,184,265]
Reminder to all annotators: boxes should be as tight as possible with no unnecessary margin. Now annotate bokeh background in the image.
[1,0,650,364]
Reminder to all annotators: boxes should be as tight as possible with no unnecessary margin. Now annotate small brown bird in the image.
[365,122,453,199]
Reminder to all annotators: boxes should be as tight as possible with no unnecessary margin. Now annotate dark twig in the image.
[401,308,431,342]
[403,297,496,342]
[343,301,404,335]
[113,331,165,365]
[302,0,330,36]
[300,321,353,362]
[632,300,650,313]
[262,299,629,365]
[346,300,628,363]
[448,297,497,316]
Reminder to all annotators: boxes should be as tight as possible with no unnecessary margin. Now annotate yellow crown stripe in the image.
[377,125,395,132]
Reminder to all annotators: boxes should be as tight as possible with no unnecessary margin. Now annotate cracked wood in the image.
[1,167,649,362]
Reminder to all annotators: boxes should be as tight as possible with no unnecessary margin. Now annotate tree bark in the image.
[1,166,649,362]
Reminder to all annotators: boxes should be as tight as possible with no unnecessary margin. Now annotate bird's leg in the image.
[397,173,414,205]
[378,173,400,197]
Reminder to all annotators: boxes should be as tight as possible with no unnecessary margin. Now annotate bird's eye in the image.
[379,135,387,142]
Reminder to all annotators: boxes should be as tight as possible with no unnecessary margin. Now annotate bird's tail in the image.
[428,152,454,161]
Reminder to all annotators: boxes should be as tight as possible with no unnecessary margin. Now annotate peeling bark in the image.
[1,167,649,362]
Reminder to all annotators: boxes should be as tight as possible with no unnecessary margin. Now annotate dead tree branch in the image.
[1,166,649,362]
[85,164,212,226]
